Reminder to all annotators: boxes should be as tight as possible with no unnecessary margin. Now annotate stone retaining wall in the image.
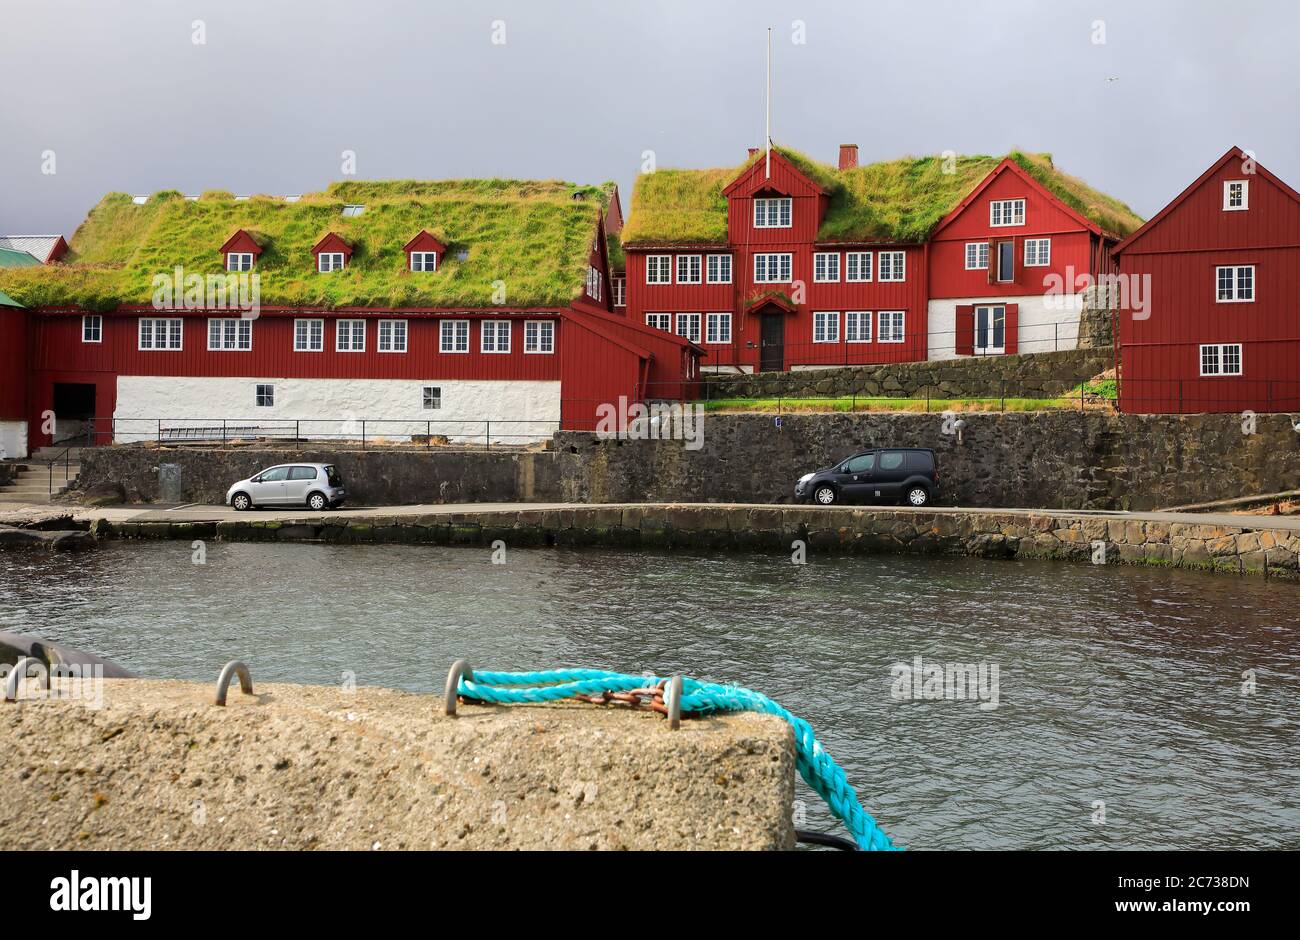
[702,348,1112,400]
[86,505,1300,580]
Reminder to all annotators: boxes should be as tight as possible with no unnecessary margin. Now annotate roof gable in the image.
[312,232,353,257]
[722,149,830,199]
[932,158,1104,238]
[219,229,263,256]
[403,230,448,255]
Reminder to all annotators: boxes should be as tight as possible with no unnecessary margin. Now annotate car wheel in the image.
[231,492,252,511]
[307,492,327,511]
[814,485,837,506]
[905,485,929,507]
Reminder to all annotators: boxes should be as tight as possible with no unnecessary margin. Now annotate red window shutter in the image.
[986,240,995,285]
[955,305,975,356]
[1004,303,1019,355]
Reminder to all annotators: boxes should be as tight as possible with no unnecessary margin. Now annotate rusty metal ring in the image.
[665,674,683,730]
[4,657,50,703]
[214,660,253,706]
[444,659,474,716]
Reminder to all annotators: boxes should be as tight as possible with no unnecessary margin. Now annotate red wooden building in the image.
[1113,146,1300,414]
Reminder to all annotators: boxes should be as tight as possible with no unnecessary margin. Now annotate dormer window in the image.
[754,197,792,228]
[1223,180,1248,211]
[990,199,1026,226]
[311,232,353,273]
[226,253,254,272]
[403,230,448,273]
[341,204,366,217]
[318,253,346,272]
[411,252,438,272]
[219,229,263,271]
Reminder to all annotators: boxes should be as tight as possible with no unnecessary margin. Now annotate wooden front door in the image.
[760,314,785,372]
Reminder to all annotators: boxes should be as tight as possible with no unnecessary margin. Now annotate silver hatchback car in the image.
[226,463,346,511]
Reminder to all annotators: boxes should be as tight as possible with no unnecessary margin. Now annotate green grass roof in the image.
[622,147,1144,246]
[0,179,616,311]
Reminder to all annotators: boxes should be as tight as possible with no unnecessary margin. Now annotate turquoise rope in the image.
[458,668,898,851]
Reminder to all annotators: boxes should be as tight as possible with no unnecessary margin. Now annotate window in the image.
[846,311,872,343]
[138,318,183,350]
[288,466,318,481]
[258,467,289,482]
[845,454,876,473]
[753,252,792,283]
[990,199,1026,226]
[225,252,254,272]
[613,276,626,306]
[336,319,366,352]
[676,255,701,284]
[1024,239,1051,267]
[207,318,252,351]
[964,243,989,270]
[294,318,324,352]
[675,313,701,344]
[996,241,1015,282]
[524,320,555,353]
[878,251,905,282]
[318,252,346,272]
[753,197,792,228]
[1200,343,1243,376]
[82,315,102,344]
[1216,265,1255,302]
[378,319,407,353]
[707,254,732,284]
[423,386,442,409]
[255,384,274,407]
[878,311,905,343]
[586,265,602,300]
[845,252,872,282]
[879,451,905,471]
[410,251,438,272]
[646,313,671,331]
[705,312,731,344]
[481,320,511,353]
[440,319,470,353]
[646,255,672,284]
[974,305,1006,354]
[1223,180,1249,211]
[814,252,840,282]
[813,311,840,343]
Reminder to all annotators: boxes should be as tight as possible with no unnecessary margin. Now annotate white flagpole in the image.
[765,27,772,179]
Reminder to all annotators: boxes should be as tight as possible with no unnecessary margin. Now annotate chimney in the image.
[838,144,859,170]
[748,147,760,159]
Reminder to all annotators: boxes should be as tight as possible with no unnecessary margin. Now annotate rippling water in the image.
[2,542,1297,849]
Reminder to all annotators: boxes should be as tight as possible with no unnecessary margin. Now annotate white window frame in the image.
[813,311,840,344]
[377,319,408,353]
[81,315,102,344]
[255,384,274,407]
[1215,265,1255,303]
[1023,238,1051,267]
[813,252,841,283]
[845,252,873,282]
[705,312,731,345]
[753,252,793,283]
[706,254,732,284]
[675,313,702,344]
[318,252,346,273]
[138,317,183,351]
[974,305,1006,355]
[586,265,602,300]
[225,252,254,272]
[1223,180,1249,211]
[336,319,366,352]
[524,319,555,354]
[613,276,626,307]
[646,313,671,332]
[675,255,702,284]
[990,199,1026,227]
[878,310,906,344]
[294,318,324,352]
[964,242,989,270]
[440,319,470,353]
[646,255,672,284]
[410,251,438,272]
[207,317,252,351]
[481,319,512,354]
[422,386,442,410]
[845,311,872,343]
[753,197,792,228]
[878,251,906,282]
[1200,343,1243,376]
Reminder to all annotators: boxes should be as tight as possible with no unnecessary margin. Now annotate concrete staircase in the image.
[0,447,83,505]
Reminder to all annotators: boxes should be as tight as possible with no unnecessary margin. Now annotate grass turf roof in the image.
[621,147,1144,246]
[0,180,616,311]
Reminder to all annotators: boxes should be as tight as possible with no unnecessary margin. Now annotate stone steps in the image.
[0,464,81,503]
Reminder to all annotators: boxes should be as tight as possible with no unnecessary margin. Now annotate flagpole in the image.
[765,27,772,179]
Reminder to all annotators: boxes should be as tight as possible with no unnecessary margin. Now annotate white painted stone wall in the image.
[927,294,1084,361]
[113,377,561,445]
[0,421,27,459]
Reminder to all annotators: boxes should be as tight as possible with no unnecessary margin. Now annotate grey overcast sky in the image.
[2,0,1298,236]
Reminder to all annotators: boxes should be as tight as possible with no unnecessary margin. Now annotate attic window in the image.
[410,252,438,272]
[184,195,200,202]
[131,195,149,205]
[234,195,250,202]
[1223,181,1248,211]
[341,205,366,217]
[456,249,469,262]
[226,252,254,272]
[283,195,302,203]
[318,253,346,273]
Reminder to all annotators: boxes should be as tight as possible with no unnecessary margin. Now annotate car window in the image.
[325,466,342,486]
[259,467,289,482]
[879,451,905,471]
[288,466,318,481]
[845,454,875,473]
[908,451,934,471]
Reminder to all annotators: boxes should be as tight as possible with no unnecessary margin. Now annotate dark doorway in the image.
[51,382,96,444]
[760,314,785,372]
